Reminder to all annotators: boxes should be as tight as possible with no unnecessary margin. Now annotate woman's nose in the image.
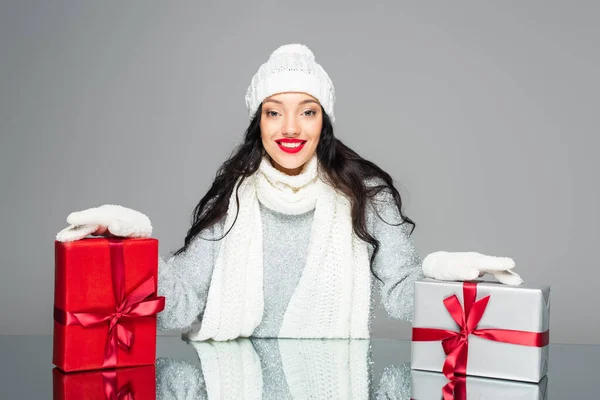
[281,116,300,136]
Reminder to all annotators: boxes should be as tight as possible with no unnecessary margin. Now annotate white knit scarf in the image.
[187,154,371,341]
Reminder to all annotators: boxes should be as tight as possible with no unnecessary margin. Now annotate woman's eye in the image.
[304,110,316,116]
[267,111,279,117]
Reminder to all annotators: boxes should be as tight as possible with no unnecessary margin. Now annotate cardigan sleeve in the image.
[156,219,224,332]
[367,184,424,323]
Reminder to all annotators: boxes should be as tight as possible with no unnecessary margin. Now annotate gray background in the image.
[1,1,598,344]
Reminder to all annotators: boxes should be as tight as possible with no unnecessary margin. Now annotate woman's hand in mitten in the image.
[422,251,523,286]
[55,204,152,242]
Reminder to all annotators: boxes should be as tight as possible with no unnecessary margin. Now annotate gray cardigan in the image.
[156,187,424,337]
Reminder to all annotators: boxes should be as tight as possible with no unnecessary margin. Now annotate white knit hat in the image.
[245,43,336,122]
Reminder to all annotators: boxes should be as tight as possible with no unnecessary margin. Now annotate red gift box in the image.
[53,365,156,400]
[53,238,165,372]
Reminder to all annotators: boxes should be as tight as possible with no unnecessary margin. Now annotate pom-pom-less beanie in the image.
[245,44,336,122]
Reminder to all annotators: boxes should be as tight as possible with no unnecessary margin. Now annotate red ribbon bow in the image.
[54,239,166,368]
[102,370,135,400]
[412,282,549,400]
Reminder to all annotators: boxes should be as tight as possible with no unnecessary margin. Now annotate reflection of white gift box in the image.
[411,369,549,400]
[411,278,551,382]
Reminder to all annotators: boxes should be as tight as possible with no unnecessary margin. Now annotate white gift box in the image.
[411,278,550,382]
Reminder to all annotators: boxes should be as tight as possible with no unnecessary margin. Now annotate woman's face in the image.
[260,92,323,176]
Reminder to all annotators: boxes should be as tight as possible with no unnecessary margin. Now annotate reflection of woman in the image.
[56,43,517,341]
[155,338,405,400]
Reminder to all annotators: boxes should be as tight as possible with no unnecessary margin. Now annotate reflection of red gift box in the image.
[52,365,156,400]
[53,238,165,372]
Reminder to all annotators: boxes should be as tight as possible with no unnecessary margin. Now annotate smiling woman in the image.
[159,44,426,341]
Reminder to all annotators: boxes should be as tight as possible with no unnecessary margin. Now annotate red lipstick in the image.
[276,138,306,154]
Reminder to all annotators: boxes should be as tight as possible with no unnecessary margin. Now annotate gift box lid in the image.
[413,277,550,332]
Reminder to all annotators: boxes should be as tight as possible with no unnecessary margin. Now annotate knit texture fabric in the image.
[245,43,336,122]
[187,155,371,341]
[278,339,369,399]
[188,338,369,400]
[193,339,263,400]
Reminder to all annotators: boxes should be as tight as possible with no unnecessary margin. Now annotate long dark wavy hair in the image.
[174,104,416,280]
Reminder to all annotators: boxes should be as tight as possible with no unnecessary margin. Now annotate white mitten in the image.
[422,251,523,286]
[55,204,152,242]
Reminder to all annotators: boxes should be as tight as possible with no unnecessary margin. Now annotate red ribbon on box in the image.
[102,370,134,400]
[54,239,166,368]
[412,282,549,400]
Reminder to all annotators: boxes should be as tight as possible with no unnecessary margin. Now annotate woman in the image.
[56,44,520,341]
